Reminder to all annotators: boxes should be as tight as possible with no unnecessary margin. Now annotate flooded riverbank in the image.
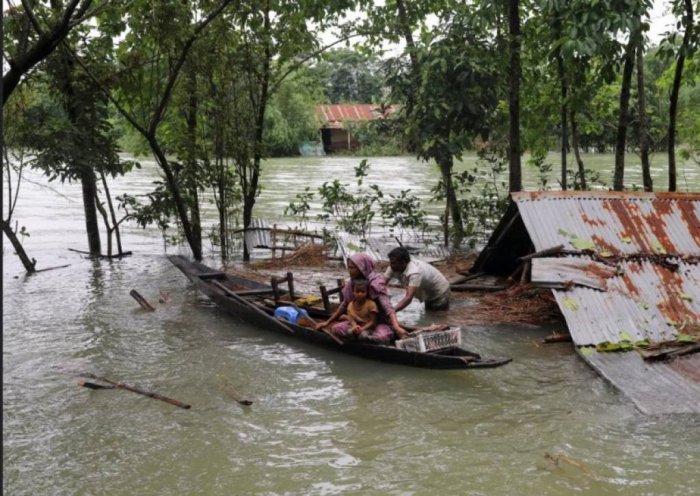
[3,154,699,495]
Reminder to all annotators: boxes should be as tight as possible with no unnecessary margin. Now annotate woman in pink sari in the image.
[316,253,407,344]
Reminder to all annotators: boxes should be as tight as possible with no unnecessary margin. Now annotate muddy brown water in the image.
[3,155,699,495]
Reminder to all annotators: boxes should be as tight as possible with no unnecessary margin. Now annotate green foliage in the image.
[285,159,428,239]
[284,187,315,230]
[376,189,428,239]
[118,182,176,234]
[317,160,378,237]
[344,114,405,156]
[453,149,509,246]
[307,48,386,103]
[264,72,322,156]
[402,25,500,162]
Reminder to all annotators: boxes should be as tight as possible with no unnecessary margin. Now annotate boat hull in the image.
[169,255,511,369]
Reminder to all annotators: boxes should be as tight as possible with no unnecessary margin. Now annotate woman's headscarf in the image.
[342,253,388,302]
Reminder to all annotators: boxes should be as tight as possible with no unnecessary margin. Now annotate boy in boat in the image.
[328,279,380,342]
[316,253,406,342]
[384,246,451,312]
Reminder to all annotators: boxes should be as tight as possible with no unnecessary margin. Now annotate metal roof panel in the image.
[512,192,700,256]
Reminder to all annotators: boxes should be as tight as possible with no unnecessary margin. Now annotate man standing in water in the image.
[384,247,451,312]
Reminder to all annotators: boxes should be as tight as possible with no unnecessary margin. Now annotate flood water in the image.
[3,154,699,495]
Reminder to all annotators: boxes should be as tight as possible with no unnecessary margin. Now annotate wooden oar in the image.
[292,304,345,345]
[210,279,295,335]
[79,373,191,409]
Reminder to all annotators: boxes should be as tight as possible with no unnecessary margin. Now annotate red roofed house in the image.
[316,104,399,153]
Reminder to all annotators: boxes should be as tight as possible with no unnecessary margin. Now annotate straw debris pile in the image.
[451,283,562,326]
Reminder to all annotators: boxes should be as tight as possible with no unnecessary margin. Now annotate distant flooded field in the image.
[3,153,699,495]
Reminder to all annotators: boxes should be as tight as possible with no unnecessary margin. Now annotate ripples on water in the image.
[3,157,699,495]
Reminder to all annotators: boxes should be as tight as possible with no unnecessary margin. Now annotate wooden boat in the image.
[169,255,511,369]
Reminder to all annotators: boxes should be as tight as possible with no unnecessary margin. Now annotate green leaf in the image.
[677,334,698,344]
[596,341,633,352]
[571,237,596,251]
[579,346,594,357]
[652,241,667,254]
[634,339,650,348]
[620,236,632,244]
[618,330,633,342]
[679,293,693,302]
[563,296,579,311]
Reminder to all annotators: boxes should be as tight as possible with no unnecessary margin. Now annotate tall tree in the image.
[613,40,636,190]
[92,0,236,261]
[388,5,500,245]
[507,0,522,192]
[636,41,653,191]
[666,0,695,191]
[2,87,37,272]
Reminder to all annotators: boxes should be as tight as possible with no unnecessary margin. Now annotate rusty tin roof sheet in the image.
[316,104,399,129]
[493,191,700,414]
[512,192,700,257]
[540,258,700,345]
[512,191,700,257]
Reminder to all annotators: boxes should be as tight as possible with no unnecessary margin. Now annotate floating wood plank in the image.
[79,373,190,409]
[129,289,156,311]
[450,283,507,292]
[519,244,565,261]
[79,379,115,389]
[543,332,573,344]
[643,343,700,362]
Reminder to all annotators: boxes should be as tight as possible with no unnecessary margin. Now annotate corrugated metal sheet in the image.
[544,258,700,345]
[582,350,700,414]
[513,191,700,256]
[317,104,399,129]
[478,191,700,414]
[244,219,271,249]
[336,233,386,264]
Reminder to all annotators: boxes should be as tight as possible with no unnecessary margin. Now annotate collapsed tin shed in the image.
[473,191,700,414]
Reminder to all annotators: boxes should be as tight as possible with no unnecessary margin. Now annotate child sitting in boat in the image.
[328,279,379,342]
[315,253,405,344]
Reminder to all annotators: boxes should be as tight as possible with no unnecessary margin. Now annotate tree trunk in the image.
[185,71,202,255]
[507,0,522,192]
[395,0,419,123]
[3,220,36,273]
[99,171,124,254]
[148,137,202,261]
[217,156,227,261]
[636,44,653,192]
[80,170,102,256]
[94,192,113,256]
[243,5,271,261]
[569,109,586,190]
[554,20,568,190]
[668,0,693,192]
[613,42,635,191]
[438,155,463,247]
[57,44,102,256]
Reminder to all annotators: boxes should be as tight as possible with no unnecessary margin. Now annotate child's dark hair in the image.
[353,278,369,289]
